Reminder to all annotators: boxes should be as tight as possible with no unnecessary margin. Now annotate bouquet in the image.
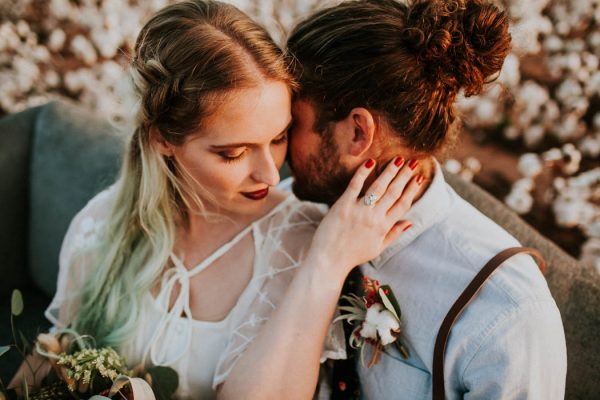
[1,290,178,400]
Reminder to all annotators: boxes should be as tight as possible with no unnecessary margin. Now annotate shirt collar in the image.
[368,159,453,269]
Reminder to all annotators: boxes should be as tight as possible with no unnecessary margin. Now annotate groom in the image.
[286,0,567,398]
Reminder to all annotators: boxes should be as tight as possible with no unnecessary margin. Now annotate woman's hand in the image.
[307,157,421,280]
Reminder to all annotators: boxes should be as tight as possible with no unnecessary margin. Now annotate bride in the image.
[10,1,422,398]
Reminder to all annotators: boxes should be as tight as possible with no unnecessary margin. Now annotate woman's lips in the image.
[241,188,269,200]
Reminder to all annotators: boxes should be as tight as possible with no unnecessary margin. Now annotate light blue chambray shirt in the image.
[356,161,567,399]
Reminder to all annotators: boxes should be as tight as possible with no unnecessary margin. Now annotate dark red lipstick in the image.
[241,188,269,200]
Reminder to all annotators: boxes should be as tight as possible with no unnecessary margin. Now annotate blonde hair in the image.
[72,0,294,347]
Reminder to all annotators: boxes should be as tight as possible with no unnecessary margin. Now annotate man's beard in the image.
[289,133,354,206]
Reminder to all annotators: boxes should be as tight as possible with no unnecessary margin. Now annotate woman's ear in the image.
[346,107,376,157]
[149,125,174,157]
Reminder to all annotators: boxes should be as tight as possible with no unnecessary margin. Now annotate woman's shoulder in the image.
[62,184,118,253]
[263,189,327,229]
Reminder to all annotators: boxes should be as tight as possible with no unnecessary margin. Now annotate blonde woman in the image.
[9,1,421,398]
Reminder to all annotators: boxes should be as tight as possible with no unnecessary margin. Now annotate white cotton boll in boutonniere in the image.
[360,303,400,346]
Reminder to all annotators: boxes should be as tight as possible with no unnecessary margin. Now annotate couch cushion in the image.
[28,101,125,296]
[0,106,44,299]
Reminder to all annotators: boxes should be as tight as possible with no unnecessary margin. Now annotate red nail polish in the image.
[408,159,419,170]
[394,156,404,167]
[365,159,375,169]
[417,175,424,184]
[402,224,413,232]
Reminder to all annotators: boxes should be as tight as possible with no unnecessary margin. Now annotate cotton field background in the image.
[1,0,599,271]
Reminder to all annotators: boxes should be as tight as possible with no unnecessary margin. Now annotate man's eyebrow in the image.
[209,119,293,149]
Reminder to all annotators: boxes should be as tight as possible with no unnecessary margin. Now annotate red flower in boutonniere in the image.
[336,277,409,367]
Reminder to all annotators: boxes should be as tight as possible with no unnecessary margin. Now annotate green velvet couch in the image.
[0,101,598,398]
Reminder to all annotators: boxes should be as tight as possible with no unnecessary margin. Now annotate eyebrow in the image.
[209,119,293,149]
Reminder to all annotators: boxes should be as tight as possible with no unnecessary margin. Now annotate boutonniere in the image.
[336,276,409,368]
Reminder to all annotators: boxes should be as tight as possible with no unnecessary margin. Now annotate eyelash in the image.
[219,132,288,164]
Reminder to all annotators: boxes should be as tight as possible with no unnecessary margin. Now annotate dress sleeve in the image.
[44,186,116,329]
[212,199,346,389]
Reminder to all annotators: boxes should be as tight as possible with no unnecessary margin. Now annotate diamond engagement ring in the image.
[364,193,378,206]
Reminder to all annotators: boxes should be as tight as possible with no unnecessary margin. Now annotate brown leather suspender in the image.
[432,247,546,400]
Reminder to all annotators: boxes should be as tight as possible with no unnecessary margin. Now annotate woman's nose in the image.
[251,150,281,187]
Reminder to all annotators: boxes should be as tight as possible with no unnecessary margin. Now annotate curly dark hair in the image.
[287,0,511,156]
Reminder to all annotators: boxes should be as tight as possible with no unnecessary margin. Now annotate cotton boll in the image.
[505,188,534,215]
[13,57,39,92]
[554,114,586,142]
[542,100,561,125]
[582,53,599,71]
[473,98,500,126]
[498,54,521,87]
[580,238,600,274]
[589,31,600,49]
[524,125,546,147]
[561,143,583,175]
[464,157,482,175]
[49,0,72,20]
[543,35,563,52]
[444,159,462,175]
[579,134,600,158]
[504,125,521,140]
[553,197,586,227]
[48,29,66,52]
[556,79,583,104]
[44,70,60,88]
[585,72,600,97]
[15,20,30,39]
[514,178,535,192]
[518,154,543,178]
[70,35,97,65]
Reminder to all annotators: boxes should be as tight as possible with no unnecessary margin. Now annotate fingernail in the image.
[365,159,375,169]
[394,156,405,167]
[417,175,424,185]
[408,159,419,170]
[402,224,413,232]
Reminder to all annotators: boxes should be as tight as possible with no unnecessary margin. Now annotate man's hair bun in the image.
[401,0,511,96]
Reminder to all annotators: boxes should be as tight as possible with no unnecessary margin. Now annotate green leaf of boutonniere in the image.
[379,285,402,319]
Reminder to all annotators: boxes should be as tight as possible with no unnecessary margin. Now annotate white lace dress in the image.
[45,185,346,399]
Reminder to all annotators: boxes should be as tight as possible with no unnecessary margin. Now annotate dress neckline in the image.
[171,193,295,276]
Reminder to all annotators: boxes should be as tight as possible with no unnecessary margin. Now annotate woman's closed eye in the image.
[219,148,248,163]
[218,132,288,163]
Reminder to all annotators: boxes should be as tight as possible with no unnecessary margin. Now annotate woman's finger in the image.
[375,159,419,211]
[388,174,423,220]
[338,158,377,202]
[359,156,405,206]
[383,220,413,247]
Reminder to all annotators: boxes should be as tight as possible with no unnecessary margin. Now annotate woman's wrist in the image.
[302,251,349,294]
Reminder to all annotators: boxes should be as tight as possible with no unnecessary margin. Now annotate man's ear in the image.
[149,125,174,157]
[346,107,376,157]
